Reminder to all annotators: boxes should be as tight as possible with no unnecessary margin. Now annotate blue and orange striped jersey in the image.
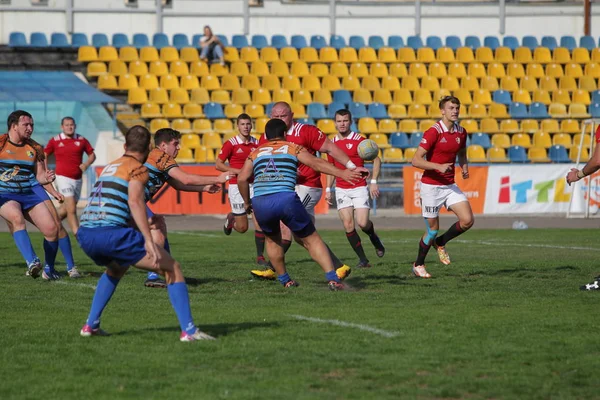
[250,140,304,197]
[143,148,178,202]
[0,133,45,194]
[80,155,149,228]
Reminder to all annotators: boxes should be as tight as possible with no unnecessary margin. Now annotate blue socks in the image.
[167,282,196,334]
[58,236,75,269]
[43,239,59,269]
[325,270,340,283]
[277,272,291,285]
[13,230,37,264]
[86,273,120,329]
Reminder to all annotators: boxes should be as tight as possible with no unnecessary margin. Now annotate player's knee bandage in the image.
[423,225,438,245]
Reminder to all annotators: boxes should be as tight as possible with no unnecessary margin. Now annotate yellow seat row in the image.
[467,144,588,163]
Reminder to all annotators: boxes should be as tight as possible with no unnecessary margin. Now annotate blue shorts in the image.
[0,191,45,211]
[252,192,316,238]
[77,226,147,268]
[146,205,155,218]
[31,184,51,202]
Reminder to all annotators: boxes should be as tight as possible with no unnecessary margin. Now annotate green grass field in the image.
[1,229,599,399]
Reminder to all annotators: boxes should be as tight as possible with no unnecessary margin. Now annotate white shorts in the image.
[335,186,370,211]
[295,185,323,217]
[55,175,82,201]
[228,183,253,216]
[420,183,468,218]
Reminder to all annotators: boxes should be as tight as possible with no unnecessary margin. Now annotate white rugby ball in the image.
[357,139,379,161]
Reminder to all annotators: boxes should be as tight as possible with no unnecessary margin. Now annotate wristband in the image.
[345,160,357,170]
[325,187,331,193]
[577,170,586,179]
[370,179,377,184]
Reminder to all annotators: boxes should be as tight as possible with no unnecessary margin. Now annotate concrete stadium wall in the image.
[1,0,600,44]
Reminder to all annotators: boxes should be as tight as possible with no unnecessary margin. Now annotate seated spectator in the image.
[199,25,225,65]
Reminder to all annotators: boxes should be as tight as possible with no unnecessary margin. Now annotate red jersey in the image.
[44,133,94,180]
[419,121,467,186]
[327,131,367,189]
[595,125,600,143]
[260,122,327,188]
[217,134,258,184]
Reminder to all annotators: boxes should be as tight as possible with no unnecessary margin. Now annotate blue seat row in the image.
[307,102,389,120]
[506,102,550,119]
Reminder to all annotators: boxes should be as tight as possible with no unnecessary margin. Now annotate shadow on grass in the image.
[464,265,579,277]
[184,276,229,286]
[346,274,411,289]
[111,321,279,338]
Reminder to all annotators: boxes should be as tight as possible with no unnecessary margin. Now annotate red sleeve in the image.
[419,128,438,151]
[595,125,600,143]
[217,141,233,161]
[304,125,327,152]
[461,129,468,149]
[83,138,95,155]
[44,138,55,155]
[258,134,268,145]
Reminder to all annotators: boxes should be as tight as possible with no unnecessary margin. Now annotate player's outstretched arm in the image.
[319,139,369,176]
[168,166,230,186]
[411,146,453,174]
[237,159,254,210]
[298,151,362,185]
[129,179,159,268]
[215,157,241,175]
[169,179,221,194]
[566,139,600,185]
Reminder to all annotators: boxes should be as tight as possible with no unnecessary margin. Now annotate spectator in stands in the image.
[198,25,225,65]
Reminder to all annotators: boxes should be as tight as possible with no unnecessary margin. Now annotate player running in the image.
[410,95,474,278]
[216,113,267,267]
[325,109,385,269]
[250,102,368,281]
[77,125,215,341]
[143,127,229,288]
[0,110,60,279]
[238,119,362,290]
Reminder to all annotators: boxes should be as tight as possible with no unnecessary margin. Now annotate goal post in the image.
[566,119,598,219]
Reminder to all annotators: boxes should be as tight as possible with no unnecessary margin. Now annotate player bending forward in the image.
[410,96,474,278]
[77,126,214,341]
[238,119,362,290]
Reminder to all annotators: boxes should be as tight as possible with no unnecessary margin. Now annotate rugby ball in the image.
[357,139,379,161]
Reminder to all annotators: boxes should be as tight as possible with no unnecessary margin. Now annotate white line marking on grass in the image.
[53,281,97,290]
[170,231,219,238]
[383,239,600,252]
[289,314,400,338]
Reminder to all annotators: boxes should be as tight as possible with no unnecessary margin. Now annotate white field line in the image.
[53,280,97,290]
[378,238,600,252]
[289,314,400,338]
[170,231,219,238]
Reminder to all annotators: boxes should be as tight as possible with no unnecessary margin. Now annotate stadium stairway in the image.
[0,44,83,72]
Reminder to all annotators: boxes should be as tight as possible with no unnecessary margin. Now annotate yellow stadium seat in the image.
[453,88,472,105]
[350,62,369,78]
[109,60,128,76]
[162,103,183,119]
[340,47,358,63]
[361,75,381,91]
[140,47,159,62]
[98,46,118,62]
[260,47,279,63]
[419,120,436,133]
[428,62,447,78]
[180,47,199,63]
[409,62,428,78]
[428,101,441,118]
[141,103,162,118]
[460,76,479,91]
[532,89,551,105]
[480,118,499,133]
[593,48,600,63]
[565,63,583,78]
[521,119,539,133]
[148,87,168,104]
[441,76,460,90]
[570,103,591,118]
[495,47,513,63]
[280,47,299,63]
[317,119,336,134]
[87,62,107,77]
[472,89,492,105]
[403,76,421,91]
[150,118,169,133]
[404,147,418,160]
[487,146,509,162]
[520,76,539,92]
[160,47,179,62]
[500,119,519,134]
[371,89,391,105]
[524,63,544,79]
[118,46,138,62]
[172,119,192,134]
[282,75,301,91]
[552,133,572,148]
[548,103,568,118]
[369,133,390,149]
[159,74,179,89]
[413,89,433,105]
[139,74,159,90]
[180,133,201,148]
[559,76,578,92]
[210,89,231,104]
[514,47,533,63]
[491,133,511,148]
[222,132,237,142]
[436,47,455,63]
[97,74,118,90]
[393,88,413,105]
[399,120,418,133]
[357,47,377,63]
[512,133,532,148]
[192,119,212,133]
[169,60,189,77]
[534,47,552,64]
[358,117,377,133]
[546,63,564,78]
[408,104,428,119]
[177,75,198,91]
[540,76,558,91]
[268,60,288,77]
[572,89,591,105]
[541,119,560,133]
[183,103,204,119]
[398,48,417,63]
[468,62,486,79]
[512,89,532,104]
[378,119,397,134]
[288,60,308,77]
[528,147,550,162]
[456,47,475,63]
[553,47,571,64]
[240,47,259,62]
[127,87,147,105]
[275,89,294,104]
[378,47,397,63]
[203,132,224,148]
[241,74,261,91]
[214,119,235,134]
[380,76,399,91]
[227,61,247,77]
[254,117,269,133]
[253,88,273,104]
[461,119,479,133]
[389,63,408,78]
[467,145,487,163]
[320,47,340,63]
[489,103,510,118]
[388,104,407,119]
[261,74,280,91]
[224,47,239,63]
[175,147,194,163]
[231,88,251,105]
[480,77,499,92]
[570,146,590,162]
[330,62,349,78]
[506,63,525,78]
[244,103,265,119]
[320,75,340,91]
[199,74,219,90]
[128,60,148,76]
[302,75,321,92]
[169,87,190,104]
[250,60,269,77]
[353,88,372,104]
[383,148,404,163]
[300,47,319,63]
[342,75,360,91]
[417,47,436,63]
[533,131,552,148]
[189,61,209,77]
[476,47,494,63]
[584,62,600,78]
[149,61,168,77]
[78,46,98,62]
[572,133,591,148]
[579,76,597,91]
[552,89,571,105]
[308,63,328,78]
[468,103,488,119]
[446,62,466,79]
[367,63,387,79]
[487,62,506,78]
[220,74,240,91]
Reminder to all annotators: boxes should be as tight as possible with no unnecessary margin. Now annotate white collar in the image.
[439,120,457,133]
[60,132,77,140]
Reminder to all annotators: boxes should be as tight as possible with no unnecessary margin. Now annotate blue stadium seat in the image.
[368,35,385,50]
[217,35,229,47]
[92,33,109,48]
[71,33,88,47]
[426,36,443,51]
[232,35,249,49]
[407,36,424,50]
[522,36,539,51]
[350,121,359,133]
[112,33,129,49]
[291,35,308,50]
[580,35,596,51]
[152,33,170,49]
[541,36,558,51]
[367,103,389,119]
[333,90,352,105]
[592,90,600,104]
[297,118,315,126]
[9,32,27,47]
[172,34,190,49]
[483,36,500,51]
[390,132,410,149]
[349,36,366,50]
[271,35,288,50]
[493,90,512,105]
[465,36,481,49]
[388,35,404,50]
[549,145,570,163]
[409,132,423,148]
[307,103,328,120]
[560,35,577,51]
[509,102,529,119]
[191,34,204,48]
[327,101,346,119]
[502,36,519,51]
[252,35,269,50]
[310,35,327,50]
[348,102,367,119]
[445,36,462,51]
[204,102,225,119]
[529,102,550,119]
[330,35,346,50]
[133,33,150,49]
[589,103,600,118]
[508,146,529,163]
[265,103,275,117]
[471,133,491,149]
[30,32,49,47]
[50,33,70,48]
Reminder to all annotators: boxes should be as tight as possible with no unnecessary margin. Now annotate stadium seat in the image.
[141,103,162,118]
[407,36,424,50]
[402,122,420,135]
[361,76,380,92]
[570,103,591,118]
[163,103,183,119]
[519,76,538,92]
[92,33,109,48]
[273,88,292,104]
[358,48,378,63]
[502,36,519,51]
[368,103,389,119]
[333,90,352,105]
[528,147,550,163]
[244,103,264,119]
[170,119,192,135]
[149,61,168,77]
[552,133,572,148]
[118,46,138,62]
[520,119,539,133]
[467,62,486,79]
[390,132,410,149]
[230,35,248,50]
[509,102,529,119]
[508,146,529,163]
[455,47,474,64]
[250,60,269,77]
[389,63,408,78]
[464,36,481,49]
[147,88,167,104]
[559,36,577,51]
[590,102,600,118]
[511,133,532,148]
[349,102,368,119]
[111,33,129,49]
[241,47,260,63]
[307,103,328,120]
[291,35,308,50]
[484,36,500,51]
[471,133,492,149]
[97,74,118,90]
[170,33,189,50]
[467,145,487,163]
[548,103,568,118]
[442,36,460,51]
[491,133,511,149]
[513,48,532,65]
[127,87,147,106]
[577,35,596,51]
[541,36,558,51]
[492,90,512,105]
[579,76,597,92]
[476,47,494,63]
[552,89,571,105]
[231,88,251,105]
[326,102,345,119]
[71,33,89,47]
[540,119,560,133]
[566,62,585,79]
[310,35,327,50]
[369,133,390,149]
[268,34,287,50]
[408,104,427,119]
[131,33,149,49]
[532,89,551,105]
[118,73,138,90]
[487,62,506,78]
[383,148,404,163]
[460,76,479,92]
[350,62,369,78]
[183,103,204,119]
[366,36,384,51]
[150,118,170,133]
[534,47,553,64]
[572,48,590,64]
[98,46,118,62]
[521,36,538,51]
[151,33,169,49]
[382,36,400,51]
[348,35,366,50]
[460,119,479,133]
[548,145,570,163]
[572,89,591,105]
[86,62,107,77]
[192,119,212,133]
[210,89,230,104]
[495,47,514,63]
[330,35,346,50]
[487,146,509,162]
[467,103,487,119]
[425,36,443,51]
[317,119,336,134]
[532,131,552,148]
[500,119,520,134]
[282,75,301,91]
[553,48,571,64]
[50,32,69,47]
[260,47,279,63]
[204,102,226,119]
[140,46,159,62]
[252,35,269,50]
[387,104,407,119]
[500,76,519,91]
[480,118,499,133]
